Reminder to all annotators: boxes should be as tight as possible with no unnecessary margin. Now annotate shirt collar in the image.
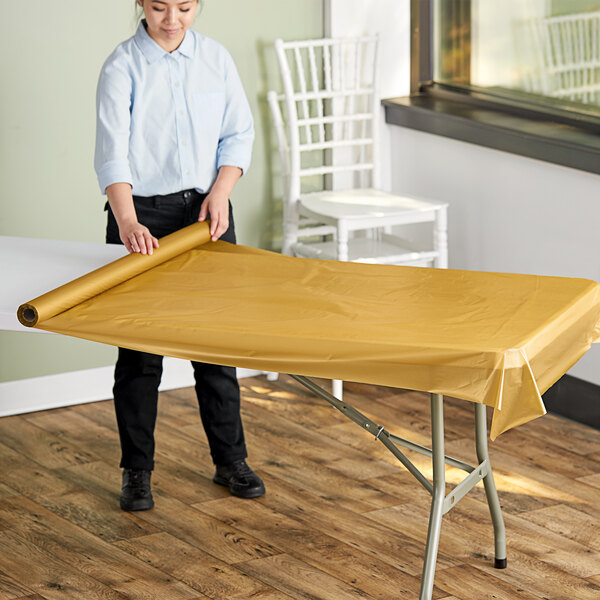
[134,20,194,63]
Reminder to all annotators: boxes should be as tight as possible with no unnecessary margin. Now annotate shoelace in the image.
[231,461,253,477]
[126,470,150,488]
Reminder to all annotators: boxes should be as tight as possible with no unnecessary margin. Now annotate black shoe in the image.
[213,460,266,498]
[120,469,154,511]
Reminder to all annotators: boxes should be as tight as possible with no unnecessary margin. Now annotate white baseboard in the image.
[0,358,263,417]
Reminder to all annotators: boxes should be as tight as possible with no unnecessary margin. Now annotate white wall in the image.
[324,0,410,192]
[327,0,600,386]
[390,128,600,385]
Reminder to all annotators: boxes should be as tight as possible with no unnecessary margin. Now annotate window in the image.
[435,0,600,117]
[383,0,600,175]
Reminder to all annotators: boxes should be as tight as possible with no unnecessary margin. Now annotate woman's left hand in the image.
[199,166,242,241]
[198,191,229,241]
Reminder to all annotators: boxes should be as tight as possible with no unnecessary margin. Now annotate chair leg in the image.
[332,379,343,399]
[336,224,349,262]
[332,224,349,399]
[433,206,448,269]
[475,404,507,569]
[420,393,445,600]
[282,210,299,256]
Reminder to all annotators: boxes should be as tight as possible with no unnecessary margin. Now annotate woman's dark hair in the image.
[134,0,203,24]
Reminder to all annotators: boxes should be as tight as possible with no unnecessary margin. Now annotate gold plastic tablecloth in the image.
[18,222,600,439]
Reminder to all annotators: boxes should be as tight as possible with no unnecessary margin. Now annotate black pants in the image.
[106,189,247,471]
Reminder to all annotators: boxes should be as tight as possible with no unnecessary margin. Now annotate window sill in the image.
[382,92,600,176]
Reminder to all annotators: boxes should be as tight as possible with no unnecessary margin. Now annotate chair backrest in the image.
[269,36,380,202]
[530,11,600,103]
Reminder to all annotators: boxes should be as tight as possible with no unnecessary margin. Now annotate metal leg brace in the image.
[289,376,507,600]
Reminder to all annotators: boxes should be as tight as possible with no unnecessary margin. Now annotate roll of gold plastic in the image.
[18,221,212,327]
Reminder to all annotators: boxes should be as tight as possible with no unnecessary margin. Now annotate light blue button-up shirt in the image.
[94,21,254,197]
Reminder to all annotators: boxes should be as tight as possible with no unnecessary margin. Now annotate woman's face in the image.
[137,0,198,53]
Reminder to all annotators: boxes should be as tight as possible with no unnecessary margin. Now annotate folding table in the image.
[13,222,600,599]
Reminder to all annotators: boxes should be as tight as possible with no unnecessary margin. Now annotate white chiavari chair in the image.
[267,36,448,398]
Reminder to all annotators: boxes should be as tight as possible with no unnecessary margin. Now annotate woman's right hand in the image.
[106,183,159,255]
[119,219,159,255]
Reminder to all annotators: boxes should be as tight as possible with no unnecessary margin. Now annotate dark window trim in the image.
[410,0,433,93]
[387,0,600,176]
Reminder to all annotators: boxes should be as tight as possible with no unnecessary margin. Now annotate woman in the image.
[94,0,264,511]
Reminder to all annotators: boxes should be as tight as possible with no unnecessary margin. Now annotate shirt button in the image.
[174,82,180,87]
[178,110,183,116]
[181,141,186,146]
[184,170,189,175]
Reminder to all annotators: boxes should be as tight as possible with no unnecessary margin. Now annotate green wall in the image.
[0,0,323,382]
[550,1,600,16]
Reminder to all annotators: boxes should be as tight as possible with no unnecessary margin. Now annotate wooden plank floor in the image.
[0,374,599,599]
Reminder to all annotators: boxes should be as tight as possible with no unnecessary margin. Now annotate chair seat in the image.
[298,188,447,228]
[293,236,439,265]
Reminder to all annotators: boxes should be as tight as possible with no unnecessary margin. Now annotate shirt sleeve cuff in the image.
[216,153,250,175]
[96,161,133,195]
